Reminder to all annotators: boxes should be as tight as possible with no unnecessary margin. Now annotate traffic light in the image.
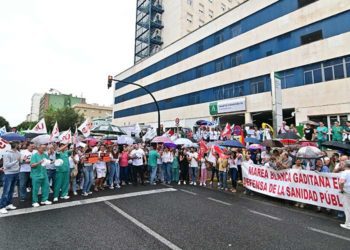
[107,75,113,89]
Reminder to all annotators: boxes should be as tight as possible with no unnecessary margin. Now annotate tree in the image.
[16,121,38,131]
[44,107,84,132]
[0,116,10,131]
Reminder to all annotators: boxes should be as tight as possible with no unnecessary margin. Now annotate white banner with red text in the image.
[242,163,344,211]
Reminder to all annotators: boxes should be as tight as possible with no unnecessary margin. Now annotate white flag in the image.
[78,119,93,137]
[0,126,6,136]
[207,148,217,165]
[50,122,60,141]
[142,128,157,142]
[59,129,72,144]
[32,118,47,134]
[134,123,141,138]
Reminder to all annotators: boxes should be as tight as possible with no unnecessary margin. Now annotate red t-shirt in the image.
[119,152,129,167]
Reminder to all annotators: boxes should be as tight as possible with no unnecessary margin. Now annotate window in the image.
[196,66,203,78]
[187,0,193,6]
[215,58,225,72]
[186,13,193,23]
[280,71,295,88]
[298,0,318,8]
[346,57,350,77]
[199,3,204,14]
[230,23,241,38]
[303,65,322,84]
[214,32,224,45]
[197,40,204,52]
[300,30,323,45]
[250,79,265,94]
[323,59,345,81]
[221,3,226,12]
[188,93,200,105]
[230,53,242,67]
[208,9,214,18]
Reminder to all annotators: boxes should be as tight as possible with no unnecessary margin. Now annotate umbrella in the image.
[261,140,284,148]
[91,124,126,135]
[296,146,323,159]
[207,141,222,147]
[248,144,263,150]
[103,135,118,140]
[0,132,26,142]
[299,141,317,147]
[174,138,193,145]
[151,136,172,144]
[24,132,46,139]
[220,140,244,148]
[31,134,57,145]
[300,121,319,126]
[164,142,177,149]
[245,137,261,144]
[196,120,214,126]
[321,141,350,151]
[277,132,300,139]
[280,139,298,145]
[84,137,98,146]
[117,135,135,145]
[183,143,199,148]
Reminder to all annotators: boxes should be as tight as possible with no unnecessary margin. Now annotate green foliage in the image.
[44,107,84,132]
[0,116,10,130]
[16,121,38,131]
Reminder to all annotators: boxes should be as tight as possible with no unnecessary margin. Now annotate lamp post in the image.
[108,75,161,136]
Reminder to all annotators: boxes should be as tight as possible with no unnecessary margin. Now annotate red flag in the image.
[240,129,245,145]
[212,145,229,159]
[221,123,231,139]
[198,140,209,160]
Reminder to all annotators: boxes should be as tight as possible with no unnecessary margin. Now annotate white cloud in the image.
[0,0,135,126]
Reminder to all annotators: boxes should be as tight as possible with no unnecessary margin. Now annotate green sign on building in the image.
[209,102,218,115]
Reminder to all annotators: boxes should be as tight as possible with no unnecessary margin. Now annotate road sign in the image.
[175,118,180,125]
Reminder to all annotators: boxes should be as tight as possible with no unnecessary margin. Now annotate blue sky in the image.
[0,0,135,126]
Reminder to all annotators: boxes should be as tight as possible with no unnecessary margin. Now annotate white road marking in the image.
[308,227,350,242]
[248,209,282,221]
[180,189,197,195]
[0,188,177,218]
[207,197,232,206]
[105,201,182,250]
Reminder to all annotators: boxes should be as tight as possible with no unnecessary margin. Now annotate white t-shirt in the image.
[187,152,199,167]
[131,149,145,166]
[261,151,271,163]
[20,149,35,172]
[69,155,79,169]
[201,159,206,169]
[236,154,243,165]
[340,170,350,194]
[161,151,173,163]
[228,158,237,169]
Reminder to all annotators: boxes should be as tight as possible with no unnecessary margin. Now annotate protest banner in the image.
[100,153,111,162]
[85,153,99,164]
[242,162,344,211]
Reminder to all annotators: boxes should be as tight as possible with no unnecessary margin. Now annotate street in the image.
[0,184,350,250]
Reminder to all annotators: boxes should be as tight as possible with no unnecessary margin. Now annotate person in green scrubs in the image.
[331,121,343,142]
[316,122,328,149]
[30,144,52,207]
[53,144,71,202]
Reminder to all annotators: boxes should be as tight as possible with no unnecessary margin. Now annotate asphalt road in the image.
[0,184,349,250]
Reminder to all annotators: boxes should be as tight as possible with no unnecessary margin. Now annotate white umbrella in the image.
[32,134,57,145]
[117,135,135,145]
[174,138,193,145]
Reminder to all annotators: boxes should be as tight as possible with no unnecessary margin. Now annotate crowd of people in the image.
[0,120,350,229]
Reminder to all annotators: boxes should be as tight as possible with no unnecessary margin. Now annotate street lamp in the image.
[108,75,161,136]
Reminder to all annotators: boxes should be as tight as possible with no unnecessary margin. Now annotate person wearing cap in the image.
[339,160,350,230]
[30,144,52,207]
[53,144,71,202]
[0,142,21,214]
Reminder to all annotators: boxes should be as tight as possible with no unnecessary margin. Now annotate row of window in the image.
[114,55,349,119]
[123,0,302,90]
[116,11,350,104]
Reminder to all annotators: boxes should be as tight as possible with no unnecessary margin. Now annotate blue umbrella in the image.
[196,120,214,126]
[245,137,261,144]
[220,140,244,148]
[1,132,26,142]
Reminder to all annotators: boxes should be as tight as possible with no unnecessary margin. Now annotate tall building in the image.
[27,93,44,122]
[72,103,113,120]
[115,0,350,130]
[39,93,86,118]
[134,0,244,63]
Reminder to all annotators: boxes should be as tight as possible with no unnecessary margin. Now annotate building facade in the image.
[27,93,44,122]
[134,0,243,63]
[116,0,350,130]
[39,93,86,118]
[72,103,113,121]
